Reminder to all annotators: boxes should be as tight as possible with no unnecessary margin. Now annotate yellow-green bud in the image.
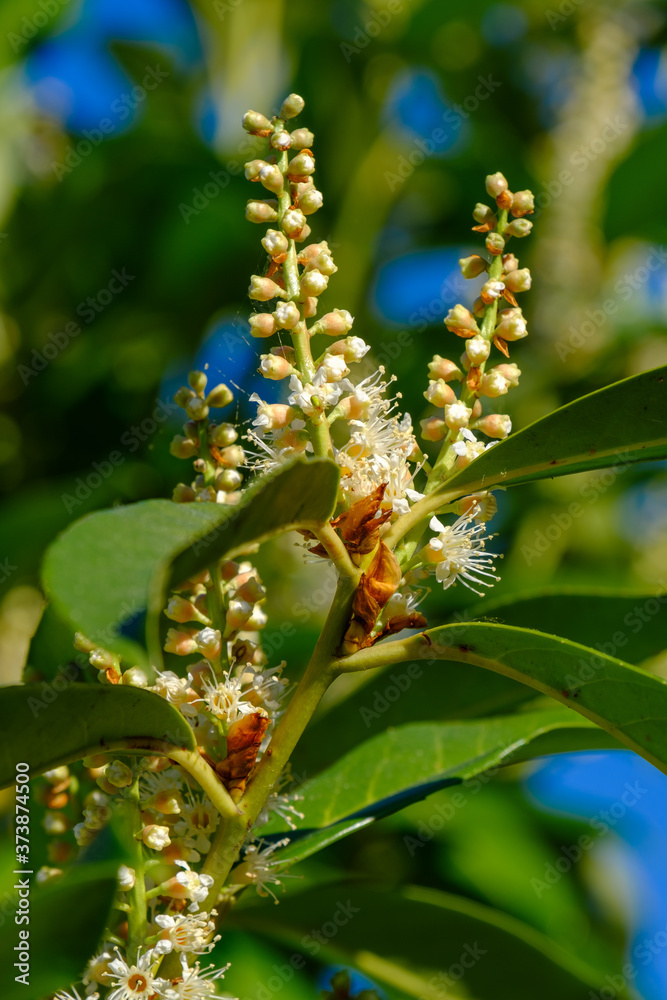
[459,255,487,279]
[245,200,279,223]
[207,384,234,408]
[242,110,272,134]
[280,93,305,119]
[188,370,207,393]
[209,423,238,447]
[290,128,314,149]
[485,171,508,197]
[505,218,533,238]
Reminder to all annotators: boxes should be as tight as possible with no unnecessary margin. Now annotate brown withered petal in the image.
[466,367,482,393]
[342,542,403,653]
[503,289,519,308]
[471,222,495,233]
[366,613,429,647]
[216,712,269,797]
[492,336,510,358]
[332,483,392,555]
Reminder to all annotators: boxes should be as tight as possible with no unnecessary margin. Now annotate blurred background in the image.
[0,0,666,996]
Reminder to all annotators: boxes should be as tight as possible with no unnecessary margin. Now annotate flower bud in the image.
[494,362,521,386]
[142,824,171,851]
[216,444,245,467]
[174,386,195,408]
[424,379,456,407]
[244,159,265,181]
[302,296,318,317]
[216,468,243,491]
[209,423,237,447]
[74,633,96,653]
[248,275,285,301]
[164,628,199,655]
[444,304,480,338]
[121,667,148,688]
[118,865,136,890]
[196,627,222,660]
[504,267,532,293]
[259,354,295,380]
[290,128,314,149]
[459,255,488,279]
[170,435,198,460]
[494,307,527,342]
[258,163,284,195]
[299,187,324,214]
[511,189,535,217]
[485,172,508,197]
[249,312,277,338]
[172,484,196,503]
[245,200,279,223]
[43,811,70,835]
[242,110,272,134]
[465,334,491,365]
[236,578,266,604]
[281,93,305,119]
[319,353,349,381]
[185,397,209,421]
[300,270,329,296]
[281,208,308,239]
[207,383,234,408]
[502,253,519,273]
[480,280,505,304]
[473,203,497,228]
[472,297,485,318]
[326,335,370,362]
[444,402,472,430]
[478,368,515,398]
[105,760,133,788]
[496,189,513,210]
[247,605,268,630]
[189,370,207,393]
[261,229,289,256]
[270,130,292,151]
[420,416,447,441]
[273,300,301,329]
[311,308,353,335]
[485,232,505,256]
[226,599,253,632]
[287,151,315,176]
[504,218,533,238]
[475,413,512,438]
[428,355,463,381]
[165,596,201,624]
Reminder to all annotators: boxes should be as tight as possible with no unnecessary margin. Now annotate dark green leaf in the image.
[346,622,667,775]
[437,364,667,498]
[41,458,339,658]
[0,683,195,789]
[470,588,667,664]
[262,708,616,836]
[232,884,618,1000]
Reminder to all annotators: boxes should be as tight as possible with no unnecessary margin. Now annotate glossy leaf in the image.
[262,708,616,836]
[0,683,195,789]
[343,622,667,775]
[232,883,614,1000]
[470,588,667,663]
[41,458,339,657]
[435,364,667,498]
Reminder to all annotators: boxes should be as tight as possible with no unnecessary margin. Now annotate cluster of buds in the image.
[171,370,242,505]
[421,171,533,469]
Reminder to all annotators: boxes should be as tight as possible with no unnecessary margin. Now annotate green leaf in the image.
[42,458,339,658]
[294,661,532,777]
[344,622,667,775]
[262,708,616,836]
[437,364,667,498]
[470,588,667,664]
[0,816,131,1000]
[0,683,195,789]
[232,883,618,1000]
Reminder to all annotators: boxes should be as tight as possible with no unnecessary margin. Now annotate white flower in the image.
[198,668,256,724]
[425,511,501,595]
[117,865,136,890]
[195,628,222,660]
[161,954,232,1000]
[342,335,370,361]
[151,670,193,708]
[142,824,171,851]
[254,789,305,831]
[318,353,349,382]
[230,839,294,903]
[107,948,165,1000]
[153,911,220,956]
[173,793,219,855]
[288,370,352,415]
[174,859,215,911]
[240,663,288,714]
[83,949,115,990]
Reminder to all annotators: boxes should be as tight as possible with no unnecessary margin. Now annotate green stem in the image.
[126,778,148,963]
[168,747,239,819]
